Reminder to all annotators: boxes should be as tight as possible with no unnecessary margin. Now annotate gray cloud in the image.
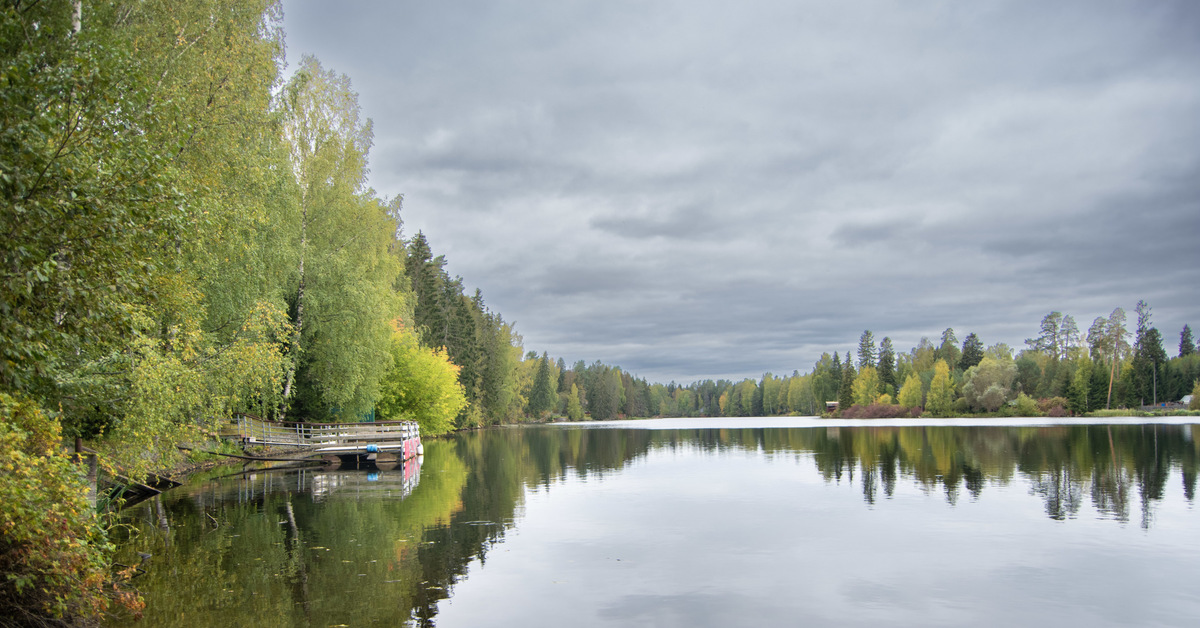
[282,0,1200,383]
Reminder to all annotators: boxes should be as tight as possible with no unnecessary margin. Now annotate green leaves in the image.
[376,324,468,436]
[0,393,142,622]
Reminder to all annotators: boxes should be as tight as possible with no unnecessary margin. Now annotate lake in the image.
[112,418,1200,627]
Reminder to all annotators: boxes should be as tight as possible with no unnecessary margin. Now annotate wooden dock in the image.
[231,414,423,462]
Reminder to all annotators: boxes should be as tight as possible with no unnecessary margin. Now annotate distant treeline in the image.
[509,303,1198,421]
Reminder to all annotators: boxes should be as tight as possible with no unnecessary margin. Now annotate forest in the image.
[0,0,524,622]
[519,303,1199,422]
[1,1,1198,625]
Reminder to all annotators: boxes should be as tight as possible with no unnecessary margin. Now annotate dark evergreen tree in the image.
[528,352,556,417]
[1089,360,1110,412]
[937,328,960,369]
[1180,325,1195,358]
[1130,301,1168,406]
[839,354,856,414]
[959,332,984,370]
[857,330,876,369]
[404,232,447,346]
[877,337,897,392]
[831,352,843,391]
[587,365,621,421]
[556,357,568,391]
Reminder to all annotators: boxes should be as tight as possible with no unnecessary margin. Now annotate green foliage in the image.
[1069,360,1093,415]
[857,330,876,369]
[936,329,960,369]
[961,357,1017,412]
[1025,312,1080,361]
[376,325,468,436]
[1189,382,1200,410]
[527,354,556,418]
[0,1,182,397]
[403,233,523,425]
[0,394,142,624]
[877,337,897,392]
[1038,396,1070,417]
[897,373,924,409]
[1180,325,1195,358]
[959,332,984,370]
[838,356,855,415]
[566,384,585,421]
[851,366,881,408]
[1013,392,1041,417]
[276,56,402,421]
[587,366,623,421]
[0,0,315,472]
[1129,301,1168,406]
[925,360,954,417]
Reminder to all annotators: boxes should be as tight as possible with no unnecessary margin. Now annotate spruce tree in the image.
[877,337,897,392]
[959,332,984,370]
[857,330,876,369]
[528,353,556,417]
[1131,301,1168,405]
[1180,325,1195,357]
[937,328,960,369]
[838,354,856,414]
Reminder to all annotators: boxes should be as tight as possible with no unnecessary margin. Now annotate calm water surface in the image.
[112,419,1200,627]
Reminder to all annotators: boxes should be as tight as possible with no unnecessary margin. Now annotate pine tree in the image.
[937,328,960,369]
[959,332,984,370]
[838,354,856,414]
[1131,300,1168,405]
[877,337,897,392]
[1180,325,1195,357]
[857,330,876,369]
[527,352,556,418]
[1068,360,1092,415]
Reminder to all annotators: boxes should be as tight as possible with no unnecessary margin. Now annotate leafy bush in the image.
[1039,396,1070,417]
[376,323,469,436]
[1013,393,1041,417]
[0,394,143,626]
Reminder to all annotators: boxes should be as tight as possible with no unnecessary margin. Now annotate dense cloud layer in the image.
[281,0,1200,383]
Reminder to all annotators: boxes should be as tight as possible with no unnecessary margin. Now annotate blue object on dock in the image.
[367,472,379,482]
[367,444,378,453]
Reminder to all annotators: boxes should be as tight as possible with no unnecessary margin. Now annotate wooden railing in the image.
[234,414,420,452]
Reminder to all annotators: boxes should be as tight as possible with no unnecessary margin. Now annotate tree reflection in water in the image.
[112,423,1198,627]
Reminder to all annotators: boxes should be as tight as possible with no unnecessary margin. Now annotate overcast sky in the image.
[280,0,1199,384]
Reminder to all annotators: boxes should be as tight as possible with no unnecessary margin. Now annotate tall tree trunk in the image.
[1106,355,1117,410]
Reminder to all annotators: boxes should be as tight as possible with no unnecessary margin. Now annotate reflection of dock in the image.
[230,414,423,464]
[310,456,422,501]
[185,457,423,506]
